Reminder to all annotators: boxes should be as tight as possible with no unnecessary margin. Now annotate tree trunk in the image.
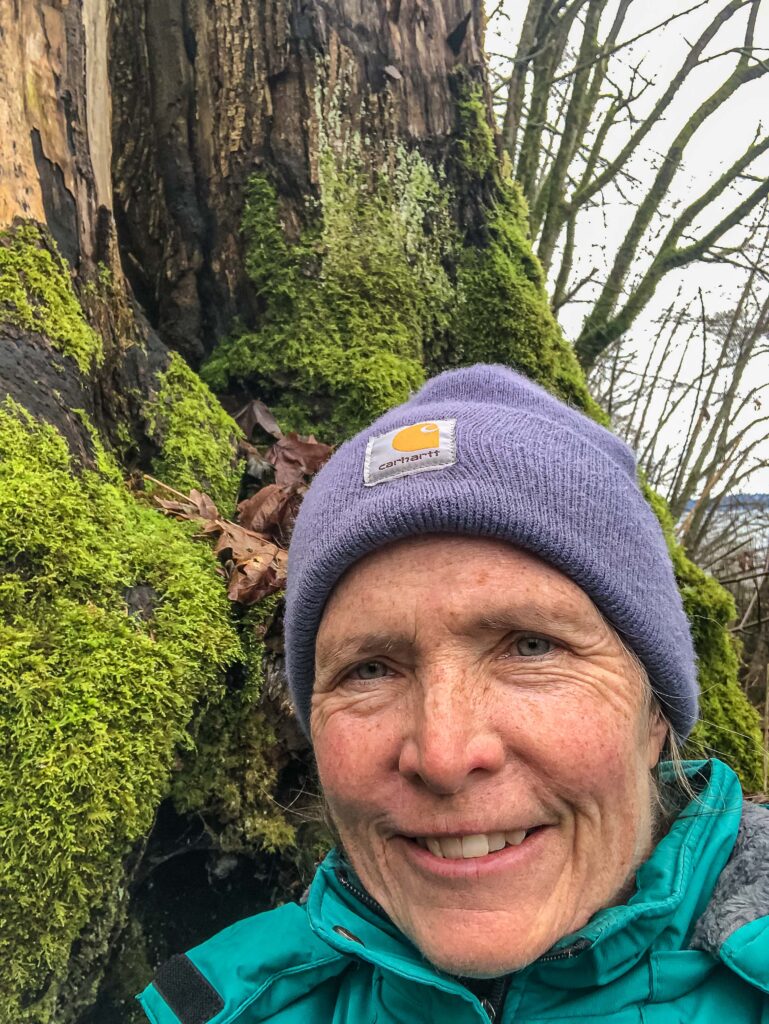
[0,2,761,1023]
[110,0,487,366]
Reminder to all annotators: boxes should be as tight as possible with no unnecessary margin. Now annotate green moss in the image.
[440,181,603,419]
[0,223,103,373]
[426,77,605,421]
[203,78,601,438]
[0,400,244,1022]
[145,352,243,512]
[454,78,496,180]
[202,148,453,440]
[642,484,763,790]
[172,597,295,853]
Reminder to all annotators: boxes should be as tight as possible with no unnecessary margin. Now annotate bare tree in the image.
[590,231,769,753]
[707,501,769,726]
[488,0,769,368]
[588,203,769,562]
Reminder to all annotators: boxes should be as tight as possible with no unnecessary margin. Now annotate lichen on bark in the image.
[201,146,449,440]
[202,75,603,444]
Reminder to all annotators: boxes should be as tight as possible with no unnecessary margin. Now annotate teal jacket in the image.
[139,759,769,1023]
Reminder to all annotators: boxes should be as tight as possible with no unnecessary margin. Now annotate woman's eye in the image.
[348,660,391,681]
[514,636,554,657]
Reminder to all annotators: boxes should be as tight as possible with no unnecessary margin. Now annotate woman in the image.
[139,365,769,1024]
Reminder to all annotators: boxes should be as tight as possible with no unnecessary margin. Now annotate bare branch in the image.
[550,0,714,86]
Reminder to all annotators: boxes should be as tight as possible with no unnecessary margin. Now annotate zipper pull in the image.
[479,975,510,1021]
[480,996,496,1021]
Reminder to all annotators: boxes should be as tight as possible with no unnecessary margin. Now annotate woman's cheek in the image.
[314,705,392,802]
[512,684,639,800]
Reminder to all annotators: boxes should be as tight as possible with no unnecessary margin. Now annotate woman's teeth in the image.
[419,830,528,859]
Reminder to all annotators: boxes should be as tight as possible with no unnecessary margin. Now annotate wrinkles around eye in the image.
[336,637,559,687]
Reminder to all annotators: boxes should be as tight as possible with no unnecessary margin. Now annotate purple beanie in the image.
[284,364,698,740]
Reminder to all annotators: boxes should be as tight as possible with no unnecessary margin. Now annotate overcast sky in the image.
[488,0,769,494]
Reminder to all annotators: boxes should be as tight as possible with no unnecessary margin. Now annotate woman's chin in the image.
[400,921,548,978]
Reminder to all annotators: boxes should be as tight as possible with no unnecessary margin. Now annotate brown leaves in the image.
[148,405,332,607]
[266,433,333,487]
[234,399,283,442]
[236,483,299,537]
[149,482,288,603]
[237,431,332,542]
[225,545,289,604]
[151,485,220,522]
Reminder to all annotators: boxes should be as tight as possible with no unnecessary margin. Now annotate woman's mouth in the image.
[413,829,530,859]
[398,825,550,878]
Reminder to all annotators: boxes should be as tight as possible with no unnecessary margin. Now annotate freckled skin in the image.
[312,536,667,978]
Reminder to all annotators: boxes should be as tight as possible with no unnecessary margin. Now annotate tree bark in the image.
[110,0,487,366]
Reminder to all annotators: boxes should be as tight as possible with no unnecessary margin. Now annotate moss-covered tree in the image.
[0,2,762,1022]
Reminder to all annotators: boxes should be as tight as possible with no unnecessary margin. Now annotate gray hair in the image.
[610,623,698,824]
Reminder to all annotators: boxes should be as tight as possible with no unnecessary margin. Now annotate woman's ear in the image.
[646,704,669,769]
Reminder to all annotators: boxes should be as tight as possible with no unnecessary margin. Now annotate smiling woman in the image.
[312,536,668,978]
[139,365,769,1024]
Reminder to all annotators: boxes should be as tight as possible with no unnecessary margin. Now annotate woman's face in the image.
[312,536,667,977]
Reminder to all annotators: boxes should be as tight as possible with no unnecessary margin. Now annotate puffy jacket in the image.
[139,759,769,1023]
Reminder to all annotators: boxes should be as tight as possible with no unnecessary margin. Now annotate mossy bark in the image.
[0,3,256,1020]
[0,2,763,1022]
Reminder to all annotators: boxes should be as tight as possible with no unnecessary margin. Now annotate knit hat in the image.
[284,364,698,740]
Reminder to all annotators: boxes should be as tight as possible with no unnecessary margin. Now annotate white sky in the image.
[487,0,769,494]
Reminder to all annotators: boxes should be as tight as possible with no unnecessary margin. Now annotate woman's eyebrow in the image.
[473,604,590,635]
[315,631,413,668]
[317,603,592,669]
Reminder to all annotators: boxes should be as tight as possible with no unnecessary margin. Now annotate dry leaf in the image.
[235,399,283,441]
[189,489,220,520]
[237,483,295,534]
[147,453,300,608]
[154,487,219,521]
[213,521,275,564]
[267,433,332,486]
[227,546,288,603]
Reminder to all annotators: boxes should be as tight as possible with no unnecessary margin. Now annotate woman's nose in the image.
[397,677,505,794]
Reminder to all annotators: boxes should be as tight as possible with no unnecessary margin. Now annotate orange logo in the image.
[392,422,440,452]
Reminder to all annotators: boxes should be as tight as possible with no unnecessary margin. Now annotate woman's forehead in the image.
[318,536,603,644]
[330,534,583,596]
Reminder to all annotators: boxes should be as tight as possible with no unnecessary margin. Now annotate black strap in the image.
[153,954,225,1024]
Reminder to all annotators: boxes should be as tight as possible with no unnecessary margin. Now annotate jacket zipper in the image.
[337,867,514,1022]
[335,867,389,920]
[537,937,592,962]
[480,975,511,1022]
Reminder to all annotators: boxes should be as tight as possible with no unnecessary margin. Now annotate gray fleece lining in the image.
[689,801,769,955]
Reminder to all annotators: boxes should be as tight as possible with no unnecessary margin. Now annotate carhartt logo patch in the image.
[364,419,456,486]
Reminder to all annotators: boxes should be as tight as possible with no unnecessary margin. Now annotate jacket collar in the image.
[532,758,743,988]
[690,797,769,992]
